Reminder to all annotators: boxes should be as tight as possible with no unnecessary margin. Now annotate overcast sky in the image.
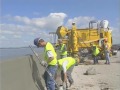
[0,0,120,48]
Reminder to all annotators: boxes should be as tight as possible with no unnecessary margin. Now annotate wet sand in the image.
[0,55,46,90]
[0,52,120,90]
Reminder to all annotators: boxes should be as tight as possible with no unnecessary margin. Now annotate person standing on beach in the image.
[90,43,100,64]
[104,39,110,64]
[58,39,67,59]
[57,57,78,89]
[34,38,58,90]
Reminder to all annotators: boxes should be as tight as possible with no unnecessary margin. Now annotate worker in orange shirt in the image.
[104,39,110,64]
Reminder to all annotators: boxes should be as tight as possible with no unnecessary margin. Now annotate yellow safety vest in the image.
[60,44,67,55]
[44,42,57,65]
[92,45,100,56]
[58,57,76,70]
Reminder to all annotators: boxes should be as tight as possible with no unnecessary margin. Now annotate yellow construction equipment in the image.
[55,20,113,63]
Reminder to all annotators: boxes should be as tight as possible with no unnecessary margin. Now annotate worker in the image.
[104,39,110,64]
[34,38,58,90]
[58,39,67,59]
[90,43,100,64]
[57,57,78,89]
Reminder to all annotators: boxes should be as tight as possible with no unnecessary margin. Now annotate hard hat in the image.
[34,37,41,47]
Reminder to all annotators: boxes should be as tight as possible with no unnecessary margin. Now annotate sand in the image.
[0,52,120,90]
[0,55,46,90]
[71,51,120,90]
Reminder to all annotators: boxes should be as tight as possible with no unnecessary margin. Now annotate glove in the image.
[63,82,66,90]
[41,60,47,67]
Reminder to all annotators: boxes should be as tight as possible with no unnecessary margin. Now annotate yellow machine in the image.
[55,20,112,63]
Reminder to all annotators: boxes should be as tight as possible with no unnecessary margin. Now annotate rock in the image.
[84,67,96,75]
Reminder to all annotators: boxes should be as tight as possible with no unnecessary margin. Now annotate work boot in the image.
[69,81,74,87]
[67,82,74,90]
[107,62,110,65]
[93,63,96,65]
[104,62,107,64]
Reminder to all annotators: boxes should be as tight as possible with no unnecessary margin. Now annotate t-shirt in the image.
[62,60,68,73]
[47,50,54,58]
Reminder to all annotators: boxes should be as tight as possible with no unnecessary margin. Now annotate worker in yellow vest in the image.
[34,38,57,90]
[57,57,78,89]
[90,43,100,64]
[58,39,67,59]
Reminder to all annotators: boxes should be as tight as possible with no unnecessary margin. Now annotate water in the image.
[0,47,43,60]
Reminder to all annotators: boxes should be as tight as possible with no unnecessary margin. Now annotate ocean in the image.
[0,47,43,60]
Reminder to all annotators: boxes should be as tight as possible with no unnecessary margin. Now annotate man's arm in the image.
[62,60,68,83]
[47,50,54,63]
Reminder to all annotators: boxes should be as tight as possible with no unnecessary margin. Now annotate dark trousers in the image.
[93,56,98,64]
[92,54,99,64]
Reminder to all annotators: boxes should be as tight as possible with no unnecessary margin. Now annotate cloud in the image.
[0,36,6,40]
[4,13,67,31]
[13,35,21,38]
[1,13,119,47]
[14,16,31,24]
[66,16,96,28]
[1,12,68,47]
[32,12,67,30]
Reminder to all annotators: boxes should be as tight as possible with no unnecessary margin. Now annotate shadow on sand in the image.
[28,54,45,90]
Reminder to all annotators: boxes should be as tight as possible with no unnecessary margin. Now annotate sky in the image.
[0,0,120,48]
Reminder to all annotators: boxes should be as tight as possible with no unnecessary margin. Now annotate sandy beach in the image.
[71,51,120,90]
[0,52,120,90]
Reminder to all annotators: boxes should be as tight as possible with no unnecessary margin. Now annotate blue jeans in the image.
[105,51,110,64]
[44,65,58,90]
